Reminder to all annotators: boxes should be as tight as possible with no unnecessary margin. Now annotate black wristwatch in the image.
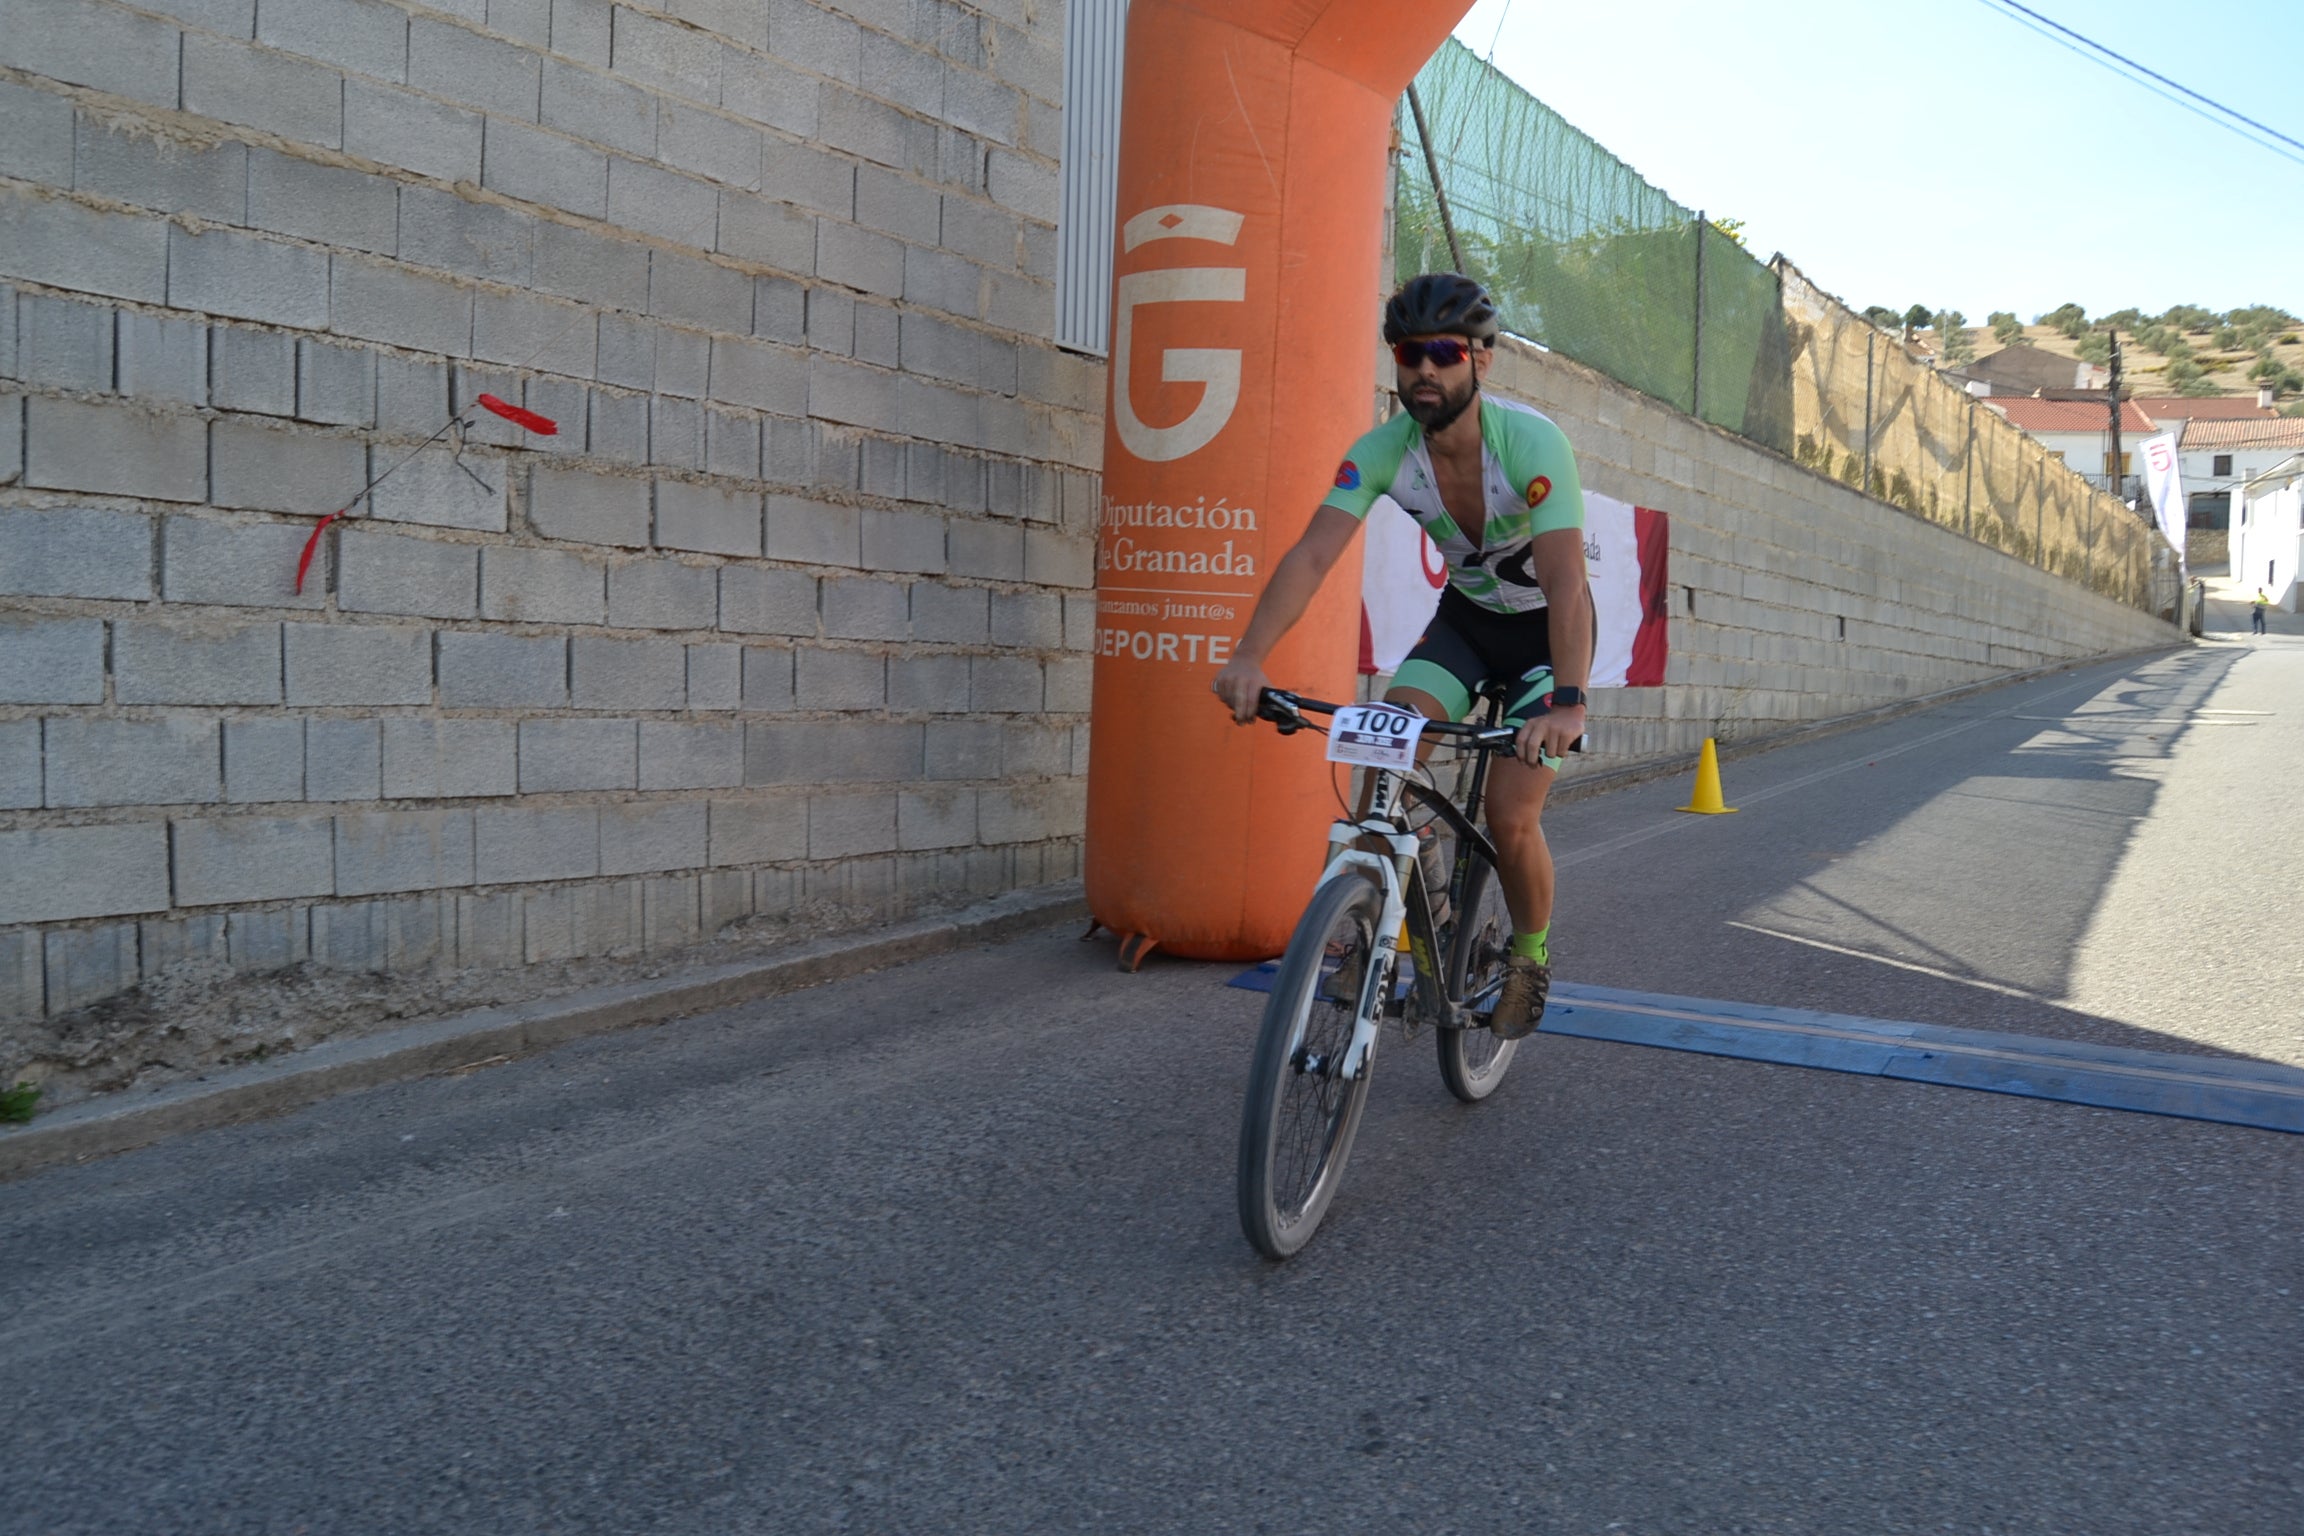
[1550,685,1586,708]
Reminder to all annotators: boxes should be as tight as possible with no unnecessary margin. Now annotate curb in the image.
[0,882,1089,1183]
[1547,639,2188,808]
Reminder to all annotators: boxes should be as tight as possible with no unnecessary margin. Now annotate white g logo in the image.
[1112,205,1246,463]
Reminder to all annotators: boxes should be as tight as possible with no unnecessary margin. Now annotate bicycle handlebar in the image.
[1254,688,1583,758]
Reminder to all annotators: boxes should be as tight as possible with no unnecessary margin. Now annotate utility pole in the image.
[2106,330,2125,506]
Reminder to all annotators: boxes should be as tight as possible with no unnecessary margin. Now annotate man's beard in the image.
[1400,374,1478,435]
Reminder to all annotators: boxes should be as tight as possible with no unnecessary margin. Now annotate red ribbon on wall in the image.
[292,399,561,594]
[476,394,559,435]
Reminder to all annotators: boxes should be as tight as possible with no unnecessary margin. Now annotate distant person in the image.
[2253,589,2270,634]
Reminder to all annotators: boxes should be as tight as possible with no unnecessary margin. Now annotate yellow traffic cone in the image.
[1677,737,1738,814]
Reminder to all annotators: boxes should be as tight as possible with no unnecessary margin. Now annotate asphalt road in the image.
[5,634,2300,1535]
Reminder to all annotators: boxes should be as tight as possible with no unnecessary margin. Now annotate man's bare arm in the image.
[1211,505,1363,722]
[1524,526,1593,762]
[1530,527,1592,689]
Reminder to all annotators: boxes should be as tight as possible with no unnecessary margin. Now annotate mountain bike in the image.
[1236,683,1573,1260]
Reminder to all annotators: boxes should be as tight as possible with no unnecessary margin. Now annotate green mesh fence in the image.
[1396,39,2170,613]
[1396,39,1792,453]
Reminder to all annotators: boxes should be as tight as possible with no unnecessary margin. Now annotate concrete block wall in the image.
[1483,340,2179,769]
[0,0,1100,1026]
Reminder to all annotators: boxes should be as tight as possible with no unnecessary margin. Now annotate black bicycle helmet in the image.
[1382,273,1500,344]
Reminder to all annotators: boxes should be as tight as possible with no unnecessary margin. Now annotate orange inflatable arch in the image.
[1084,0,1474,965]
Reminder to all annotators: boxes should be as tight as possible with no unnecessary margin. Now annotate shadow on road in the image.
[1550,644,2275,1067]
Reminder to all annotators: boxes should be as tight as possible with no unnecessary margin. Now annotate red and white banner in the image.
[1359,490,1669,687]
[1586,491,1671,687]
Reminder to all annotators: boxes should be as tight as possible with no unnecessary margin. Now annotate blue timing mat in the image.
[1226,968,2304,1136]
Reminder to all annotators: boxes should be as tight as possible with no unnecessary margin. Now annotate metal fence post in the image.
[1405,85,1467,277]
[2035,454,2046,567]
[1862,330,1875,494]
[1962,399,1976,538]
[2085,492,2097,590]
[1691,212,1706,420]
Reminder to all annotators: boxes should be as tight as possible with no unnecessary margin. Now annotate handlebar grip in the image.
[1254,687,1304,732]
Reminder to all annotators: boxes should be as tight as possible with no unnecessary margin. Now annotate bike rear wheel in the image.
[1237,873,1384,1260]
[1437,851,1520,1102]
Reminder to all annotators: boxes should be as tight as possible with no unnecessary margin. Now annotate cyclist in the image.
[1213,273,1592,1039]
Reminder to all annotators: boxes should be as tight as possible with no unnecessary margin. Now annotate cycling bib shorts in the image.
[1390,587,1557,724]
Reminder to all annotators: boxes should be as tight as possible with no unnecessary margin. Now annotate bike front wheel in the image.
[1237,872,1384,1260]
[1437,851,1520,1102]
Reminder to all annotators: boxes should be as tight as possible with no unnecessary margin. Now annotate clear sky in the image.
[1452,0,2304,324]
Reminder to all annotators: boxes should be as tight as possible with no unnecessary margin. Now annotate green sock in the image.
[1511,926,1550,964]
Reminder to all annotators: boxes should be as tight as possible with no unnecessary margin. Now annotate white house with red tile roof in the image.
[2229,455,2304,610]
[1981,395,2160,492]
[2132,389,2279,431]
[2177,416,2304,515]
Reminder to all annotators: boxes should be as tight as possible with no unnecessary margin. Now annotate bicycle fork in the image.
[1316,769,1428,1083]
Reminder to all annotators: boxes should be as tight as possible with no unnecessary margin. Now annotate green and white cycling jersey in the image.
[1319,395,1585,615]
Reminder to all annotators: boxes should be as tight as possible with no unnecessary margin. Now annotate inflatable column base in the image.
[1080,919,1163,974]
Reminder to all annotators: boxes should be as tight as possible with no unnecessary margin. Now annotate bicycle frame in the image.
[1259,683,1556,1076]
[1312,751,1505,1080]
[1237,686,1571,1260]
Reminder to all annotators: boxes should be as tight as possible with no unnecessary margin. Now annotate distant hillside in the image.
[1881,305,2304,409]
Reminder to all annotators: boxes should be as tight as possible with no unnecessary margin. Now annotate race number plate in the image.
[1324,705,1427,770]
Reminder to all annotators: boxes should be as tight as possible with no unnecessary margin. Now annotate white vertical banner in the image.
[2140,432,2186,566]
[1584,490,1641,688]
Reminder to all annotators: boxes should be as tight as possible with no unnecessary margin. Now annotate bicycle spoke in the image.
[1438,855,1521,1100]
[1273,991,1356,1218]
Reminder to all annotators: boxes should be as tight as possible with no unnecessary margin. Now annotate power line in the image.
[1977,0,2304,170]
[1986,4,2304,169]
[1484,0,1515,63]
[1989,0,2304,158]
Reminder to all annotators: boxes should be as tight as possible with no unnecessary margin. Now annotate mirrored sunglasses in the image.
[1392,338,1472,368]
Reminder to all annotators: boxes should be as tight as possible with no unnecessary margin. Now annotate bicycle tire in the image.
[1437,851,1520,1102]
[1236,872,1384,1260]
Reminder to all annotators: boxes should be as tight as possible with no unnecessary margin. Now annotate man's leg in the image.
[1483,752,1557,1038]
[1381,685,1453,728]
[1379,655,1474,787]
[1484,755,1555,943]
